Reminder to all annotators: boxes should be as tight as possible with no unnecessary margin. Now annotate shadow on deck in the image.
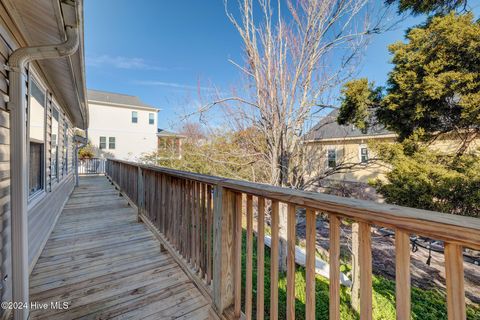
[29,175,210,319]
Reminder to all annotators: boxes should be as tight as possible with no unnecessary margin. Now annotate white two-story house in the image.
[87,89,159,160]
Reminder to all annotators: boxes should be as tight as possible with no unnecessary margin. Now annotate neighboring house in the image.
[87,89,159,160]
[304,109,480,185]
[157,129,186,159]
[304,109,395,184]
[0,1,87,319]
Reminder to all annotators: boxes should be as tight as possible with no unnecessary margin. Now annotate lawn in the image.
[239,231,480,319]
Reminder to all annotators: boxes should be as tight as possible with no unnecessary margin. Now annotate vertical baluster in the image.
[207,184,213,285]
[270,200,280,320]
[157,173,162,231]
[395,230,410,320]
[200,183,205,277]
[234,192,243,318]
[196,181,201,271]
[245,194,254,319]
[287,203,296,320]
[305,208,316,320]
[329,215,341,320]
[359,222,372,320]
[190,180,195,266]
[179,179,183,255]
[173,178,178,248]
[445,243,465,320]
[161,174,166,235]
[186,180,191,262]
[257,197,265,320]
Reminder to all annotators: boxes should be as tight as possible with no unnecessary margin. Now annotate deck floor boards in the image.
[29,175,209,320]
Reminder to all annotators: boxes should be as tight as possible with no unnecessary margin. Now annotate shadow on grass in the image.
[239,230,480,319]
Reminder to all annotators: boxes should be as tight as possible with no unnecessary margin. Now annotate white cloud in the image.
[132,80,216,92]
[86,54,166,71]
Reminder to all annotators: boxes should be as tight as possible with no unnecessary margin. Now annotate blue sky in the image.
[84,1,473,131]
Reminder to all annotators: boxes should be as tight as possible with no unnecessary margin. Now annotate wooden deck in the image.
[29,175,210,320]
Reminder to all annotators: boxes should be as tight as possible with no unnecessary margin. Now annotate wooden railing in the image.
[78,157,106,175]
[105,159,480,320]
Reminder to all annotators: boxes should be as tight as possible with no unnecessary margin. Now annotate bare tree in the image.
[194,0,393,271]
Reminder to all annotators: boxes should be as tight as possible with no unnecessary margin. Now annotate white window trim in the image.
[108,137,116,149]
[51,103,60,185]
[326,148,337,169]
[132,111,138,123]
[27,75,48,201]
[99,136,107,149]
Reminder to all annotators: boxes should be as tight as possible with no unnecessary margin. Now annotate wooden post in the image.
[359,222,372,320]
[444,243,465,320]
[212,185,236,315]
[329,215,341,320]
[351,222,360,313]
[395,230,411,320]
[305,209,316,320]
[286,204,296,320]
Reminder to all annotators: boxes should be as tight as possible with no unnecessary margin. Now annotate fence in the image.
[78,158,106,175]
[106,158,480,320]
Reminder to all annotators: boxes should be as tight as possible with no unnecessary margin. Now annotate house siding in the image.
[0,5,77,318]
[87,102,158,161]
[0,5,12,316]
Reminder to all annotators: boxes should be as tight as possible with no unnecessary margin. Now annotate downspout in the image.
[7,17,80,320]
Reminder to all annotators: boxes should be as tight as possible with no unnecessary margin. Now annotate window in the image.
[99,136,106,149]
[327,149,336,168]
[29,143,44,194]
[132,111,138,123]
[360,146,369,163]
[28,80,46,195]
[109,137,116,149]
[149,113,155,125]
[51,106,59,182]
[63,122,68,175]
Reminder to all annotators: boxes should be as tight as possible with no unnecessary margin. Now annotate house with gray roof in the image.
[87,89,159,160]
[304,109,395,184]
[157,129,186,159]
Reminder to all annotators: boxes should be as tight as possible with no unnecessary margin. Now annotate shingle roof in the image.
[305,109,393,141]
[87,89,157,110]
[157,129,186,138]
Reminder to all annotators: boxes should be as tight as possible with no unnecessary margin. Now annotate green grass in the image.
[239,231,480,319]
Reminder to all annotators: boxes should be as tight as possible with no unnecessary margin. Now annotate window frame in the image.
[359,145,369,164]
[63,121,69,175]
[132,111,138,123]
[149,113,155,125]
[327,149,337,169]
[109,137,116,149]
[50,104,60,183]
[27,76,47,199]
[99,136,107,149]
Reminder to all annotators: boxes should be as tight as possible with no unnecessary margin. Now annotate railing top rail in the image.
[107,158,480,249]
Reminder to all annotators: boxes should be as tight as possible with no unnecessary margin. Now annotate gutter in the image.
[7,3,80,319]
